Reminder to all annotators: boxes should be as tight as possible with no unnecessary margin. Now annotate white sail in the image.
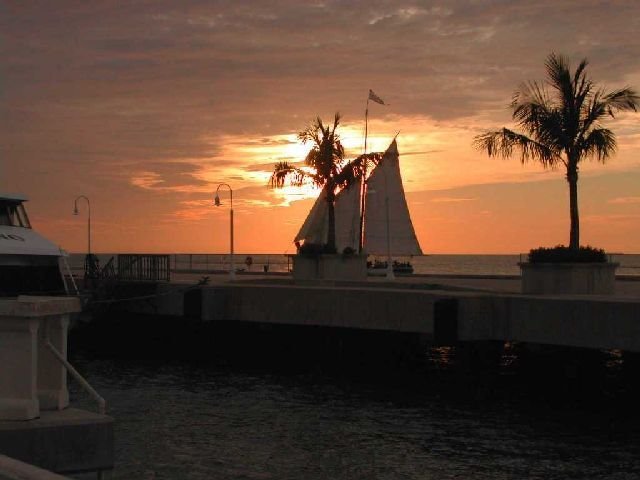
[293,139,422,256]
[294,188,328,245]
[294,184,361,252]
[334,183,360,252]
[364,139,422,256]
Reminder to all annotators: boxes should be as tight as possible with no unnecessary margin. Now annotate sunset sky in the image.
[2,1,639,254]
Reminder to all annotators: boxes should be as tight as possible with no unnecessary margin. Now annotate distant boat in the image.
[294,139,422,274]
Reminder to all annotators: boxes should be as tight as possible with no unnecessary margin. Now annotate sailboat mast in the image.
[359,98,369,253]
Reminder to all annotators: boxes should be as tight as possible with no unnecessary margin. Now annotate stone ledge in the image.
[0,297,81,318]
[0,454,70,480]
[0,408,113,474]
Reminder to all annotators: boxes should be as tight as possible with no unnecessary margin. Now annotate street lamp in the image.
[73,195,91,255]
[214,183,235,281]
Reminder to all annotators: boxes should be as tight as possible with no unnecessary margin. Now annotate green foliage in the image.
[323,244,338,254]
[528,245,607,263]
[298,242,337,256]
[342,246,356,256]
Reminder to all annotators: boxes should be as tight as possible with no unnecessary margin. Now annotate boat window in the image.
[0,207,10,226]
[16,204,31,228]
[8,206,20,227]
[0,203,31,228]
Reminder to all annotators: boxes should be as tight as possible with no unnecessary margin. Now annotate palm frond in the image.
[572,59,593,112]
[580,128,616,162]
[333,151,384,189]
[546,53,574,105]
[269,161,313,188]
[512,84,552,135]
[473,128,559,167]
[602,87,640,115]
[577,87,638,145]
[512,80,549,111]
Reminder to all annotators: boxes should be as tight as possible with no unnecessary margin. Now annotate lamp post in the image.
[214,184,235,281]
[73,195,91,255]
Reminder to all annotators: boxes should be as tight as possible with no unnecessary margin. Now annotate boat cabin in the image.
[0,193,66,296]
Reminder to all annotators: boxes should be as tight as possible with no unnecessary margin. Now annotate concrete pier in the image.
[0,297,80,421]
[106,274,640,353]
[0,296,113,475]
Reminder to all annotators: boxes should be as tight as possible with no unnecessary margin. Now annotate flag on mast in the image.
[368,89,386,105]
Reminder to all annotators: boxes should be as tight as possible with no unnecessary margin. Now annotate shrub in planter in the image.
[528,245,607,263]
[522,245,616,294]
[298,242,337,256]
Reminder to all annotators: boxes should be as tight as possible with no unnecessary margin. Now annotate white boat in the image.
[295,139,422,274]
[0,193,70,296]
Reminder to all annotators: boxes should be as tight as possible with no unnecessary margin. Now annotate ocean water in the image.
[68,335,640,480]
[69,253,640,277]
[65,252,640,478]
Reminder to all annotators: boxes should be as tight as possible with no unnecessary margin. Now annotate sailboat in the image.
[294,139,422,275]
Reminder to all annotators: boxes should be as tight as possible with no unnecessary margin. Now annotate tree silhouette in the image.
[474,53,638,249]
[270,113,381,253]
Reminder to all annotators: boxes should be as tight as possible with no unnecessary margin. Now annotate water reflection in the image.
[68,332,640,480]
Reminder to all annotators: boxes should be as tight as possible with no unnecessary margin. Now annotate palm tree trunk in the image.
[567,164,580,250]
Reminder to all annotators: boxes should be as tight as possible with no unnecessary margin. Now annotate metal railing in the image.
[117,254,170,282]
[171,254,291,273]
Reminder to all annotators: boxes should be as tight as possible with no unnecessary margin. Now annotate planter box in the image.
[292,254,367,282]
[520,262,618,295]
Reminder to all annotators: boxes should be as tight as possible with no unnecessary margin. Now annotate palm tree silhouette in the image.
[270,113,381,253]
[474,53,638,250]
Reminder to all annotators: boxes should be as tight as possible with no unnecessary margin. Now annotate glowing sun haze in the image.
[2,1,639,254]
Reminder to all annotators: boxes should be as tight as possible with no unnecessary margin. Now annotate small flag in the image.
[368,89,386,105]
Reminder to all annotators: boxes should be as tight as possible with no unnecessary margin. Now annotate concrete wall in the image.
[458,294,640,351]
[292,255,367,282]
[505,295,640,351]
[203,284,440,334]
[520,262,618,295]
[113,280,640,353]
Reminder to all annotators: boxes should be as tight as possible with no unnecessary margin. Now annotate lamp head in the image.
[73,206,79,215]
[214,194,221,206]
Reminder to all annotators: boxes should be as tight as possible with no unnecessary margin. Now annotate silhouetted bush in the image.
[342,246,356,256]
[298,242,337,256]
[528,245,607,263]
[323,244,337,254]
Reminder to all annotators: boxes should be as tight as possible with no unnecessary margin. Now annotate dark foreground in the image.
[69,319,640,479]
